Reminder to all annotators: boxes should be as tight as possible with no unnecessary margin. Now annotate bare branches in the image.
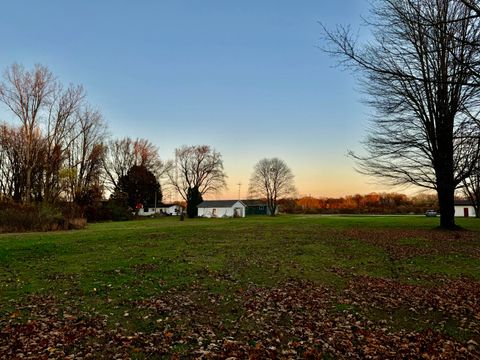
[322,0,480,228]
[460,0,480,17]
[169,145,227,202]
[248,158,296,216]
[0,63,108,205]
[0,64,55,202]
[103,137,172,193]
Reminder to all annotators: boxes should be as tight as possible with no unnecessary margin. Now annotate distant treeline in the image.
[279,193,439,214]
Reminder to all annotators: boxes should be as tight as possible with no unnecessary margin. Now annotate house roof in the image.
[197,200,246,208]
[454,200,474,206]
[242,199,267,207]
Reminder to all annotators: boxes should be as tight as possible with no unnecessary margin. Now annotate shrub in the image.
[0,201,87,233]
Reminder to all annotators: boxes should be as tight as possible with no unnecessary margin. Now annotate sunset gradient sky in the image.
[0,0,408,199]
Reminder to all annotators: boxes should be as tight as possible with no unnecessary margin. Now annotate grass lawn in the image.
[0,215,479,358]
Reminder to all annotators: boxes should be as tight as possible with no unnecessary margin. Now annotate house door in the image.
[464,208,469,217]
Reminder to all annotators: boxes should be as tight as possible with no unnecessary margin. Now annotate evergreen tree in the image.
[117,165,161,209]
[186,186,203,218]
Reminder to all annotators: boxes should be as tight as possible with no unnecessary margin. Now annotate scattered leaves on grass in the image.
[2,276,479,359]
[341,228,480,260]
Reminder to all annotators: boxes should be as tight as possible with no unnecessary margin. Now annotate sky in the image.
[0,0,408,200]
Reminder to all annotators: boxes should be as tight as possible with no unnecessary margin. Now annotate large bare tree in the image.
[169,145,227,217]
[322,0,480,229]
[248,158,296,216]
[64,107,107,204]
[0,64,54,202]
[42,83,85,202]
[0,124,26,201]
[103,137,171,192]
[0,63,98,204]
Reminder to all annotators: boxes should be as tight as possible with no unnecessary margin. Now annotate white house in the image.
[137,203,183,217]
[158,204,183,216]
[454,200,477,217]
[197,200,246,218]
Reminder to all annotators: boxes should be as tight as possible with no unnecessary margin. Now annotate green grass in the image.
[0,215,478,301]
[0,214,479,356]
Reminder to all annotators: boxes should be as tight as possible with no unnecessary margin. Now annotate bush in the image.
[0,201,87,233]
[106,201,132,221]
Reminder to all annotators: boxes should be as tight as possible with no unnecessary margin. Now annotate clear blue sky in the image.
[0,0,398,199]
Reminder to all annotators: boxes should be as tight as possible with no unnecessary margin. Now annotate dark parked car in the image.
[425,210,437,217]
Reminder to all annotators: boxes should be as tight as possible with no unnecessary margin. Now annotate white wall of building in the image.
[138,205,182,216]
[159,205,182,215]
[454,205,476,217]
[137,207,156,216]
[198,202,245,218]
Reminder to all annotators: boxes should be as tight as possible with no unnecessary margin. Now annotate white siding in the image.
[158,205,182,215]
[138,205,183,216]
[138,207,156,216]
[454,205,476,217]
[198,201,245,218]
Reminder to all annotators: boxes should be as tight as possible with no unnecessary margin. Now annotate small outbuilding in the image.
[197,200,246,218]
[137,203,184,217]
[242,199,270,215]
[158,203,183,216]
[454,200,476,217]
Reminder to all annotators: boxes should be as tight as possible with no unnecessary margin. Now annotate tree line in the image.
[0,64,181,222]
[0,64,297,225]
[284,193,440,215]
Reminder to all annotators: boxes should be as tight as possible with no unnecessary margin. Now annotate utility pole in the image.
[237,182,242,200]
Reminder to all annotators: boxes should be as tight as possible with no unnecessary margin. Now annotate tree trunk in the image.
[186,186,202,218]
[269,205,276,216]
[437,184,456,229]
[25,167,32,203]
[435,112,457,229]
[267,197,276,217]
[436,150,456,229]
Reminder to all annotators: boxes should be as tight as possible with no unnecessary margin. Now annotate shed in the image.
[158,203,183,216]
[454,200,476,217]
[242,199,270,215]
[138,203,184,216]
[197,200,246,218]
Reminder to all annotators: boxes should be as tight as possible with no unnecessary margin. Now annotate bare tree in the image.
[408,0,480,86]
[0,124,25,201]
[103,137,171,192]
[169,145,227,217]
[248,158,296,216]
[0,64,90,203]
[42,83,85,202]
[322,0,480,229]
[462,150,480,217]
[0,64,54,202]
[64,107,107,203]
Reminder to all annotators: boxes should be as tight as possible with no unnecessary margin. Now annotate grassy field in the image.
[0,215,479,358]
